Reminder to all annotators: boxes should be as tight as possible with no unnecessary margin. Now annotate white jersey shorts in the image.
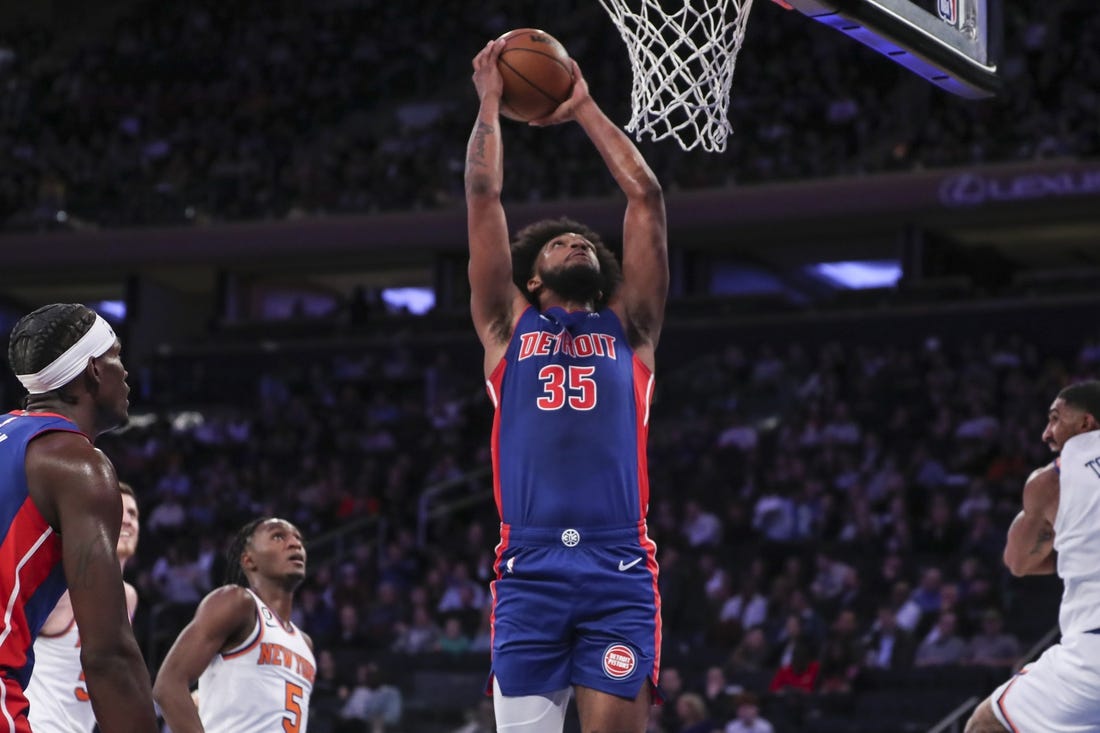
[991,631,1100,732]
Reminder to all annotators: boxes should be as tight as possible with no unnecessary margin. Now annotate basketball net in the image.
[597,0,756,153]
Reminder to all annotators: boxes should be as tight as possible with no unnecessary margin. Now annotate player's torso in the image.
[1054,430,1100,636]
[488,307,654,528]
[0,412,76,691]
[24,621,94,732]
[198,590,315,733]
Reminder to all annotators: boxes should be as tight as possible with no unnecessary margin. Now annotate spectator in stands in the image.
[914,494,965,559]
[392,604,443,654]
[338,662,402,733]
[915,611,968,667]
[437,615,471,655]
[863,605,916,670]
[702,666,735,724]
[719,575,768,634]
[294,586,339,647]
[659,667,686,733]
[683,499,723,548]
[674,692,718,733]
[723,692,774,733]
[816,609,863,695]
[146,490,187,534]
[151,543,207,609]
[966,609,1021,667]
[908,567,945,618]
[727,626,772,677]
[768,639,820,694]
[362,580,406,649]
[888,580,923,633]
[333,603,369,648]
[309,650,344,733]
[752,486,799,544]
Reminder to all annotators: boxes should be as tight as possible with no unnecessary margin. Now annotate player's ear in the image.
[1084,413,1100,432]
[84,356,101,388]
[527,275,542,294]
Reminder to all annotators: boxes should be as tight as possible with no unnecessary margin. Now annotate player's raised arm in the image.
[153,586,257,733]
[466,39,525,371]
[535,60,668,363]
[1004,464,1059,576]
[26,434,158,733]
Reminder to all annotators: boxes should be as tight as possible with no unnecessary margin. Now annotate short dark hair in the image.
[510,217,622,309]
[8,304,97,405]
[1058,380,1100,422]
[118,481,136,499]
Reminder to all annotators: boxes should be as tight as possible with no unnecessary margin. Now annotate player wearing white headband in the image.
[2,303,157,733]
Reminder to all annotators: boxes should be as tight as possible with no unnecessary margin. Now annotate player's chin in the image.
[286,566,307,582]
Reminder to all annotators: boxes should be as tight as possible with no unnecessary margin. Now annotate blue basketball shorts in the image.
[488,522,662,700]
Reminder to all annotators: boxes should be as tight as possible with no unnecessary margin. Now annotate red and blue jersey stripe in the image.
[0,412,80,729]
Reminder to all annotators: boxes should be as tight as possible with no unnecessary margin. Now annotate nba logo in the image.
[937,0,957,24]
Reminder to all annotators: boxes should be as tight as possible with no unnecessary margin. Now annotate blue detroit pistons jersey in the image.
[486,306,655,528]
[0,411,79,700]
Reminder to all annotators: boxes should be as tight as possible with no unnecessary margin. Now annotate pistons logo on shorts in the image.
[602,644,637,679]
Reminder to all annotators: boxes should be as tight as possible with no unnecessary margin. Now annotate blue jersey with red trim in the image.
[0,412,76,694]
[486,307,654,528]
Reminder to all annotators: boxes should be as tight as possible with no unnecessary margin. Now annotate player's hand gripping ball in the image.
[496,28,574,122]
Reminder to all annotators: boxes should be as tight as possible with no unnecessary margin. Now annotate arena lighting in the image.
[89,299,127,321]
[381,287,435,315]
[809,260,902,289]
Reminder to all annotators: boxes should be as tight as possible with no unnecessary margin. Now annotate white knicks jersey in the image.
[1053,430,1100,637]
[24,620,95,733]
[198,589,315,733]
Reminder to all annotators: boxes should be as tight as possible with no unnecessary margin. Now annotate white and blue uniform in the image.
[992,431,1100,732]
[197,589,315,733]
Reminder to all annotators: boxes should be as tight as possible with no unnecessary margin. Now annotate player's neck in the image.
[21,399,98,439]
[252,579,295,623]
[539,293,594,313]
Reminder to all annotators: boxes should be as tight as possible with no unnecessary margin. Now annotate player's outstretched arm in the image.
[1004,465,1059,576]
[153,586,257,733]
[466,39,524,370]
[535,61,668,360]
[25,433,159,733]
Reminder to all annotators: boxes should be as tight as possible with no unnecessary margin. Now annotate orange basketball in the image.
[496,28,574,122]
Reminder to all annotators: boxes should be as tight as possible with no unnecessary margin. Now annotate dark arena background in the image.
[1,1,1098,731]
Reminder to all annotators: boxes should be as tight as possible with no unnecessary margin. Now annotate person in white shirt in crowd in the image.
[724,692,774,733]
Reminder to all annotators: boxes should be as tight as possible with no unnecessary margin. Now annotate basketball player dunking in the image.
[2,303,158,733]
[25,482,141,732]
[153,518,314,733]
[466,40,668,732]
[966,381,1100,732]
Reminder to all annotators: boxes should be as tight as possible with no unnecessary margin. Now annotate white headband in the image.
[16,314,117,395]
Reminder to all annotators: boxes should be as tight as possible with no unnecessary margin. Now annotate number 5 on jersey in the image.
[283,681,304,733]
[537,365,597,411]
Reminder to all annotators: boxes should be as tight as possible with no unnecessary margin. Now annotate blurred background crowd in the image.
[0,0,1096,231]
[1,0,1097,731]
[71,309,1083,733]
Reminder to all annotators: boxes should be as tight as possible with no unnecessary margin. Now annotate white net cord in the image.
[597,0,756,153]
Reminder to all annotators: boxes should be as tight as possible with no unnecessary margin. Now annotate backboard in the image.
[774,0,1001,98]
